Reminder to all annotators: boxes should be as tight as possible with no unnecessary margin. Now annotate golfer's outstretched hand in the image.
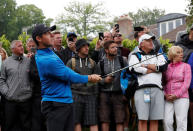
[88,74,102,83]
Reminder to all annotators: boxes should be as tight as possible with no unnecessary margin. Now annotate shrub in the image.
[159,37,173,54]
[18,32,30,54]
[122,39,138,51]
[0,35,11,56]
[62,34,67,48]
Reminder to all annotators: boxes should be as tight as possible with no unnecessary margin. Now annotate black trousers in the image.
[4,99,31,131]
[31,97,46,131]
[41,101,74,131]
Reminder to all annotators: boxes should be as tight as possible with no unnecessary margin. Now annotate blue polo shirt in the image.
[35,48,88,103]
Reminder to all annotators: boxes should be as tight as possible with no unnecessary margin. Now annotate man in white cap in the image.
[129,34,167,131]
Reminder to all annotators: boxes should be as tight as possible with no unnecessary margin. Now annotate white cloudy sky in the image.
[16,0,188,20]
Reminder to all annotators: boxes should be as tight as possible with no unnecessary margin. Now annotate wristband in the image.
[156,65,159,72]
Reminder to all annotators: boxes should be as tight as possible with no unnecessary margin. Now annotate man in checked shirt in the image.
[0,40,32,131]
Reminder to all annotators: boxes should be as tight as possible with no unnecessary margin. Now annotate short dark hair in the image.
[33,35,41,46]
[104,40,115,50]
[134,31,139,39]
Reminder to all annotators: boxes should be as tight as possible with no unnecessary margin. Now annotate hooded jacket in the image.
[175,34,193,62]
[66,55,99,95]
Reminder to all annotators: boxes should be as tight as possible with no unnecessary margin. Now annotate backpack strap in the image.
[72,57,95,72]
[89,58,95,69]
[71,58,76,71]
[118,56,124,68]
[100,59,105,76]
[133,52,142,62]
[100,56,124,76]
[131,52,143,75]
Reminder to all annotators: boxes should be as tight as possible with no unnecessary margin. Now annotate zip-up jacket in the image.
[175,34,193,62]
[163,62,191,98]
[129,50,167,89]
[99,55,128,92]
[35,48,88,103]
[66,55,99,95]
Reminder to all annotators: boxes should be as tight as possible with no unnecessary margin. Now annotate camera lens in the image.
[69,38,73,42]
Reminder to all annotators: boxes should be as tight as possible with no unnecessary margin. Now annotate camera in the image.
[50,25,56,31]
[134,27,144,32]
[68,37,74,42]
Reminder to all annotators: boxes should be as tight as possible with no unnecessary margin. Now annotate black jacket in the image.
[29,56,41,98]
[91,48,106,64]
[175,34,193,62]
[60,47,76,65]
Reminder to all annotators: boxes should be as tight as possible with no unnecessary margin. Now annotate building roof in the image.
[148,24,158,37]
[162,24,186,43]
[157,13,187,23]
[127,24,187,43]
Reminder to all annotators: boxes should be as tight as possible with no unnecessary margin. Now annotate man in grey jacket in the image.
[0,40,32,131]
[98,40,128,131]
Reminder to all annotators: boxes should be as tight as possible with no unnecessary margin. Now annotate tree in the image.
[0,0,18,40]
[186,0,193,28]
[0,35,11,56]
[128,8,165,27]
[0,1,53,40]
[56,1,110,37]
[45,18,54,27]
[16,4,49,35]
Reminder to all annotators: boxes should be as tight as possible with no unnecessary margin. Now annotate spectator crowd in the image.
[0,23,193,131]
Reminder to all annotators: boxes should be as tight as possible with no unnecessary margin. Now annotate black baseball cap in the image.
[32,24,56,42]
[67,32,77,38]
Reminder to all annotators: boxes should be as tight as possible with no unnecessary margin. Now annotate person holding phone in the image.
[61,32,77,65]
[91,31,113,63]
[112,24,120,37]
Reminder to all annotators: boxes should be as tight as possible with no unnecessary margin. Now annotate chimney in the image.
[117,15,133,37]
